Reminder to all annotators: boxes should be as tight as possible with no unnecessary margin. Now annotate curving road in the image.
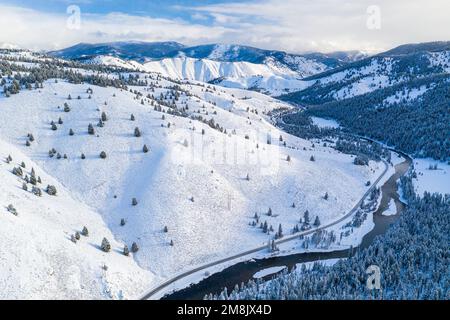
[140,114,392,299]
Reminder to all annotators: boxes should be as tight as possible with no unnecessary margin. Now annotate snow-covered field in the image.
[0,139,152,299]
[311,116,340,129]
[412,158,450,195]
[382,199,397,216]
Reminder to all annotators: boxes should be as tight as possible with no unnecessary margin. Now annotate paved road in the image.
[140,115,392,299]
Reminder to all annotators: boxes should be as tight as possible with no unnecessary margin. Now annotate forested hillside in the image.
[306,75,450,160]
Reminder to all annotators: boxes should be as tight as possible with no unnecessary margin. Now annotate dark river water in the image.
[163,155,412,300]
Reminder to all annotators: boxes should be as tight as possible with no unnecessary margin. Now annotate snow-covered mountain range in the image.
[1,40,448,300]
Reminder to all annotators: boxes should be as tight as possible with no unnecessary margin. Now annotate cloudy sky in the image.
[0,0,449,53]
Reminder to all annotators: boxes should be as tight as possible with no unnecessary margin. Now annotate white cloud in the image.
[0,0,449,53]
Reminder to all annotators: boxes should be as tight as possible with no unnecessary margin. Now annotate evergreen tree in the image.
[88,123,95,135]
[313,216,321,227]
[46,185,57,196]
[101,238,111,252]
[123,245,130,256]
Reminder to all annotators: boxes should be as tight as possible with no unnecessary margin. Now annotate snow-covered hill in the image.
[0,138,152,299]
[48,42,369,95]
[0,49,383,298]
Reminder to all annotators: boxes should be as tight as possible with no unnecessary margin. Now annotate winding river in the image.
[162,154,412,300]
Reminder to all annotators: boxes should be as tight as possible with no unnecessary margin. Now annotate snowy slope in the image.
[0,138,152,299]
[143,57,309,95]
[81,55,146,71]
[282,45,450,104]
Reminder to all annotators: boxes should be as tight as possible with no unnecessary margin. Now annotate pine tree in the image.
[101,238,111,252]
[131,242,139,253]
[69,129,74,136]
[132,198,138,206]
[134,127,141,137]
[164,226,168,232]
[101,112,107,122]
[32,186,42,197]
[123,245,130,256]
[324,192,329,200]
[99,151,107,159]
[46,185,57,196]
[277,224,283,238]
[120,218,126,226]
[304,210,310,224]
[313,216,321,227]
[75,231,81,240]
[81,226,89,236]
[263,221,268,233]
[143,144,149,153]
[130,114,135,121]
[81,153,86,159]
